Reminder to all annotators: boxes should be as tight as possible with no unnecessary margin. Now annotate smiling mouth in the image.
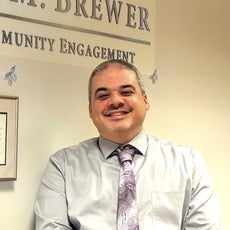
[104,109,131,117]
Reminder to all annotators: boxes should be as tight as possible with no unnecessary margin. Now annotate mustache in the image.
[103,107,132,117]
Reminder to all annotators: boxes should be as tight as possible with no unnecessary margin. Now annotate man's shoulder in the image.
[146,134,207,174]
[52,137,99,159]
[147,134,200,158]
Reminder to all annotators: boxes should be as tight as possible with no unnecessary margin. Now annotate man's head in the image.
[88,59,150,144]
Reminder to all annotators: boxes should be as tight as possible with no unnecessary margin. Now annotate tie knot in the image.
[116,145,135,164]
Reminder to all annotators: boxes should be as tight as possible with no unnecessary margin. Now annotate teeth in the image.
[110,112,124,116]
[104,110,130,117]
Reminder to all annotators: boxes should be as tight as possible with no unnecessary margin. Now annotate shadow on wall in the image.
[0,181,35,230]
[30,215,35,230]
[0,181,14,191]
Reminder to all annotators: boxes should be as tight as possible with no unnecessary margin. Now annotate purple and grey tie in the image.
[116,145,139,230]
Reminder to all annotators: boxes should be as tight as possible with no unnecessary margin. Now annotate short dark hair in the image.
[88,59,146,101]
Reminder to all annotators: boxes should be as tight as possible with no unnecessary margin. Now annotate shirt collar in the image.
[98,130,148,159]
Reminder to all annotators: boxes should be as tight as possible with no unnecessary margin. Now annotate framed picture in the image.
[0,96,19,180]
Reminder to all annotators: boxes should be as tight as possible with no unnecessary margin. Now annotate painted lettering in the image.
[138,7,150,31]
[55,0,71,13]
[76,43,84,56]
[59,38,135,63]
[90,0,102,20]
[1,30,55,51]
[9,0,151,32]
[105,0,123,24]
[74,0,88,18]
[59,38,68,53]
[126,3,136,29]
[9,0,37,7]
[2,30,13,44]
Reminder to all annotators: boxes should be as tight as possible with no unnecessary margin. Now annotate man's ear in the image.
[143,94,150,110]
[89,103,92,118]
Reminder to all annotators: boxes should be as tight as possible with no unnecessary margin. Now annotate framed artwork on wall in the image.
[0,96,19,180]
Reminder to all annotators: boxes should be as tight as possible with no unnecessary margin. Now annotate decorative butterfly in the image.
[5,65,17,86]
[149,69,158,84]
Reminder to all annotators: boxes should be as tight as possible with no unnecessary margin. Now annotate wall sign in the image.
[0,0,156,74]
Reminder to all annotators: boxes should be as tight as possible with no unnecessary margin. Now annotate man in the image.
[35,59,221,229]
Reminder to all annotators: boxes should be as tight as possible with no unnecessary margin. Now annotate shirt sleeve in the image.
[35,152,73,230]
[185,150,221,229]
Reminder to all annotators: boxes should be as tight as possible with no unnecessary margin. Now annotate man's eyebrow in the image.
[94,87,108,95]
[94,85,136,96]
[120,84,136,91]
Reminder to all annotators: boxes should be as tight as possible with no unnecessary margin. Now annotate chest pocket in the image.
[151,191,185,229]
[138,191,185,229]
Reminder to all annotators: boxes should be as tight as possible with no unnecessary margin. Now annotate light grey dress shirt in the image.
[35,131,221,229]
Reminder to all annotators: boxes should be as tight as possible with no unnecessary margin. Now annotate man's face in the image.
[89,65,150,143]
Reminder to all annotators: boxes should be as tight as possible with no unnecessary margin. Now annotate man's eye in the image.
[121,90,134,96]
[97,94,109,100]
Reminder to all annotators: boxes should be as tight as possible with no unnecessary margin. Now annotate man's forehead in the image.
[92,71,137,85]
[95,84,136,92]
[92,77,139,91]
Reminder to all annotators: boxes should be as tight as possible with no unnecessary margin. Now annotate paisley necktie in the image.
[116,145,139,230]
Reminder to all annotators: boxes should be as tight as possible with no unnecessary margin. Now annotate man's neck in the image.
[101,129,143,145]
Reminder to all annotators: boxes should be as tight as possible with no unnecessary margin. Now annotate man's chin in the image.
[109,125,131,134]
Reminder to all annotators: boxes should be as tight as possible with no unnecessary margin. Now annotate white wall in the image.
[0,0,229,229]
[0,57,96,229]
[149,0,229,229]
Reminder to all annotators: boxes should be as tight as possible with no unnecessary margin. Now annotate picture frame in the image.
[0,96,19,180]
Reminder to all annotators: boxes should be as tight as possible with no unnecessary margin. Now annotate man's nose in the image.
[108,93,124,108]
